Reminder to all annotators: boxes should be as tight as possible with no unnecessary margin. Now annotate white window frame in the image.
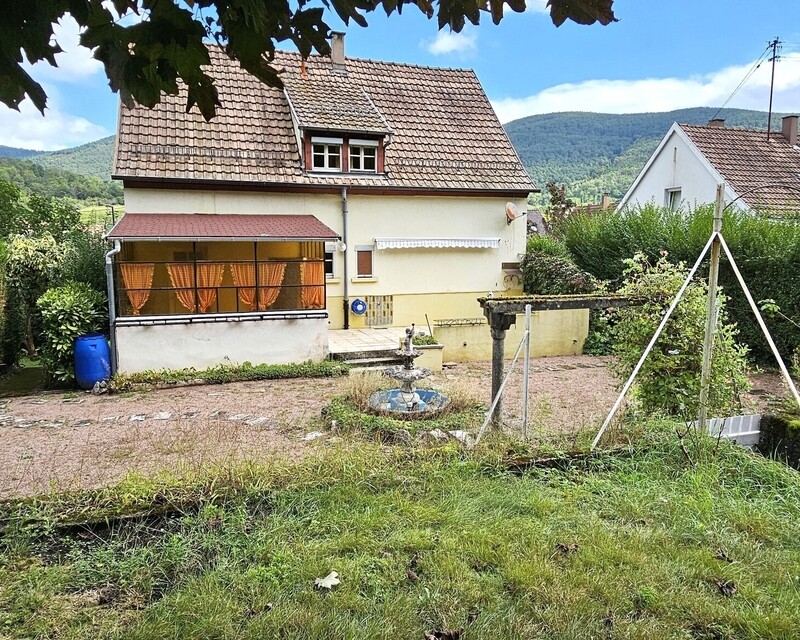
[349,143,378,173]
[355,244,374,278]
[324,242,336,280]
[311,136,343,172]
[665,188,682,211]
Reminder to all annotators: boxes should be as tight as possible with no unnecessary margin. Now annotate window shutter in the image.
[357,250,373,277]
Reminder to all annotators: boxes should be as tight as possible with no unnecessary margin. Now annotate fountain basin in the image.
[368,388,451,418]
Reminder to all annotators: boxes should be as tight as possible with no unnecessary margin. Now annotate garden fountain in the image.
[368,324,450,417]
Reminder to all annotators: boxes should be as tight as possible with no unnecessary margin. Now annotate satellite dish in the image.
[505,202,525,225]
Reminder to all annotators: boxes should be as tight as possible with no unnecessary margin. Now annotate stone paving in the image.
[0,401,279,432]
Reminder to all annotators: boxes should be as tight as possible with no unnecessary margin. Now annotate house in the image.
[619,115,800,214]
[107,34,539,373]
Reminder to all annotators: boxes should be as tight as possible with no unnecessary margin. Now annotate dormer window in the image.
[305,133,383,174]
[311,136,343,171]
[349,139,378,172]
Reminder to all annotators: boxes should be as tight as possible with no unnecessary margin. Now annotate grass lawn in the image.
[0,358,43,397]
[1,431,799,639]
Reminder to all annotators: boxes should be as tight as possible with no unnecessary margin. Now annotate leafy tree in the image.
[2,0,616,120]
[544,180,576,233]
[4,234,63,357]
[0,179,81,240]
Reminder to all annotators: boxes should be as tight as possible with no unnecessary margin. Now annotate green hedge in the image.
[560,205,800,364]
[112,360,350,391]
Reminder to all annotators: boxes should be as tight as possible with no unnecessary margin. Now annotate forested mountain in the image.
[0,158,122,203]
[0,145,39,159]
[29,135,116,181]
[505,107,787,204]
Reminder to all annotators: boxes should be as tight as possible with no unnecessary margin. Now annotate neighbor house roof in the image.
[680,124,800,214]
[106,213,339,242]
[113,47,534,195]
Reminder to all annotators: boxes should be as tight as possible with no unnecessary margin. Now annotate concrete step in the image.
[341,356,403,369]
[330,347,399,362]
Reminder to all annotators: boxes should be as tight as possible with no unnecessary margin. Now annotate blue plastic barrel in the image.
[74,333,111,390]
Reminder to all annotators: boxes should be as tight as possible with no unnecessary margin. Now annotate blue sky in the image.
[2,0,799,150]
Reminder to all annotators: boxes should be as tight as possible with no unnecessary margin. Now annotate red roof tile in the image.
[106,213,340,241]
[113,47,535,194]
[681,124,800,214]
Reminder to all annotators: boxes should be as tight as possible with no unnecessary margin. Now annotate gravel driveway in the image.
[0,356,791,498]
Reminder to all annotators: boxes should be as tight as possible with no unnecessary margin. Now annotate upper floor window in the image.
[349,139,378,172]
[665,188,682,211]
[311,136,342,171]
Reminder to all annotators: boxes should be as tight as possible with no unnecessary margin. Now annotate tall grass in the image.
[2,435,800,638]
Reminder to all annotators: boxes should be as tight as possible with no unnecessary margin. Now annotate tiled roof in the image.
[114,47,534,194]
[106,213,340,240]
[681,124,800,213]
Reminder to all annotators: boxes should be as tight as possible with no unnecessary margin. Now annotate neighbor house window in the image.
[349,139,378,172]
[356,245,373,278]
[665,188,682,211]
[311,136,342,171]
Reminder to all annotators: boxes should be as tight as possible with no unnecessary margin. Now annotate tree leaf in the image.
[314,571,341,589]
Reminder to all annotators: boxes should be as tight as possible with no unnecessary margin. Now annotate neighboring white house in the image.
[107,34,538,373]
[619,115,800,214]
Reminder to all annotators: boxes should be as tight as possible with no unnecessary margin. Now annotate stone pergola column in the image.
[484,308,516,427]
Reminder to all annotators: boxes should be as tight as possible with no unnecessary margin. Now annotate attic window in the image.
[311,136,342,171]
[349,138,378,172]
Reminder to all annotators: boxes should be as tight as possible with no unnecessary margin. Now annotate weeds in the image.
[1,439,800,638]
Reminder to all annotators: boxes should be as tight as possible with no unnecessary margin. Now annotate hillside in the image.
[29,135,116,181]
[505,107,787,204]
[0,145,39,159]
[0,157,122,203]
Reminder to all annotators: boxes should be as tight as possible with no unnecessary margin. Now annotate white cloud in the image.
[426,29,477,56]
[491,52,800,123]
[0,96,108,151]
[27,15,104,84]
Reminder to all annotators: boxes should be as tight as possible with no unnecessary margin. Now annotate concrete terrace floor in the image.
[328,327,408,355]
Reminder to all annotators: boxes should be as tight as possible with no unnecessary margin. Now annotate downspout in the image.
[341,187,350,329]
[104,239,122,374]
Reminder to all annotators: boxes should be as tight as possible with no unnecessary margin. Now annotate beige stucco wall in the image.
[115,317,328,373]
[123,189,528,329]
[434,309,589,362]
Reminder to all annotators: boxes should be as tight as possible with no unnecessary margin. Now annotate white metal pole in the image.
[718,235,800,409]
[590,232,718,450]
[698,184,725,431]
[522,304,531,440]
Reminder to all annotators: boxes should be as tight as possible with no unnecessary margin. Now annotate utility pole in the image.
[767,37,781,140]
[698,183,725,433]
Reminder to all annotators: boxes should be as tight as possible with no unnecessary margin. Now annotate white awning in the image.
[374,237,501,250]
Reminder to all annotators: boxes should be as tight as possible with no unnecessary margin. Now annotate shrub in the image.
[57,229,108,295]
[561,204,800,364]
[37,281,105,386]
[525,235,571,259]
[521,252,598,295]
[611,253,750,418]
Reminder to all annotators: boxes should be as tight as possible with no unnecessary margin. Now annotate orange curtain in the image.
[230,263,256,310]
[167,263,197,312]
[119,263,154,316]
[301,260,325,309]
[258,262,286,310]
[196,263,224,312]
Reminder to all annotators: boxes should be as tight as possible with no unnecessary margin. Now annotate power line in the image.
[710,42,773,122]
[767,38,782,139]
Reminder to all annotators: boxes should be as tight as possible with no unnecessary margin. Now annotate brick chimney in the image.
[331,32,346,73]
[782,115,798,145]
[708,118,725,128]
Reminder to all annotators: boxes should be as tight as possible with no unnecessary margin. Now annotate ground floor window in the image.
[115,240,326,317]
